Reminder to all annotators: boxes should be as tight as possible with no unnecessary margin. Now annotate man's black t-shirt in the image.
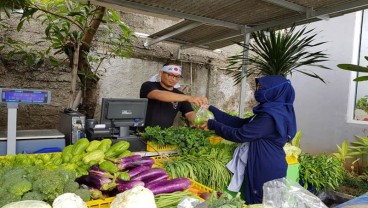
[140,81,193,128]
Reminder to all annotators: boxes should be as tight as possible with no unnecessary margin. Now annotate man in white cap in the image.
[140,63,208,128]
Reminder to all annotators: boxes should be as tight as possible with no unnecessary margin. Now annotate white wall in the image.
[290,12,368,154]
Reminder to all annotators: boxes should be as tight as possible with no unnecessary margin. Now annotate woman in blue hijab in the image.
[203,75,296,204]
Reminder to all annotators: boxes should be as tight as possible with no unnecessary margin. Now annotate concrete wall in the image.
[0,11,251,131]
[290,12,368,154]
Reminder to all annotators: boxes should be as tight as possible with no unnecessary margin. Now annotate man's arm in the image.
[147,90,208,106]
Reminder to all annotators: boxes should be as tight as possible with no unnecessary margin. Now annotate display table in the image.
[0,129,65,155]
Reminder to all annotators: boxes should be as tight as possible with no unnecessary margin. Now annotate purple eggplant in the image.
[116,155,142,163]
[146,178,191,195]
[76,174,117,191]
[89,164,114,178]
[144,173,169,185]
[116,179,145,192]
[131,168,167,182]
[128,165,151,178]
[117,157,155,170]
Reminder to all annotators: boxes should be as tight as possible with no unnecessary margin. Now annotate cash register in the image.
[86,98,148,151]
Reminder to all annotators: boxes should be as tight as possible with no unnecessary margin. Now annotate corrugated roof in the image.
[87,0,368,50]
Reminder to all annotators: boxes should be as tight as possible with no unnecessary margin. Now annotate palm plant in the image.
[337,56,368,82]
[227,25,330,84]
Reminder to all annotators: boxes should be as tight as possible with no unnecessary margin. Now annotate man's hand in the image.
[187,96,208,106]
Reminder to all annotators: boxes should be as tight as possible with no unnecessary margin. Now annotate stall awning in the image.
[85,0,368,50]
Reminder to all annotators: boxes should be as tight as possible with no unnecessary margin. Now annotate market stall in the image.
[0,119,304,208]
[0,135,245,207]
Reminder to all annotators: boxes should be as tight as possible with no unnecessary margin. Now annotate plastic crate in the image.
[189,178,214,194]
[86,197,114,208]
[86,179,210,208]
[146,141,178,152]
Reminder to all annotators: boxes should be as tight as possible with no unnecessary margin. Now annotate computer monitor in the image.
[100,98,148,138]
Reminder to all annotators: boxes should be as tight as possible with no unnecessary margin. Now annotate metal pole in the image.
[7,103,18,154]
[239,30,250,118]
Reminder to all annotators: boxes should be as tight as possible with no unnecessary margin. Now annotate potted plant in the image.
[227,25,330,83]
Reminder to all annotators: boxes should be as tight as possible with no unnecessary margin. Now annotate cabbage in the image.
[2,200,51,208]
[111,185,156,208]
[52,193,87,208]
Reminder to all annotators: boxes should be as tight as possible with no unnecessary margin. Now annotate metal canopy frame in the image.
[87,0,368,50]
[85,0,368,116]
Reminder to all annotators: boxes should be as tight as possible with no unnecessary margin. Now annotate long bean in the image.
[163,155,231,191]
[155,190,195,208]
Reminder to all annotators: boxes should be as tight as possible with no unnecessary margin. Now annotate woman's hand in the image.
[195,120,209,130]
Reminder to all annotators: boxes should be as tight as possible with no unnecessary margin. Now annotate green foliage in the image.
[0,0,135,75]
[299,153,345,192]
[330,140,356,161]
[338,170,368,196]
[291,130,302,147]
[337,56,368,82]
[208,192,244,208]
[356,97,368,112]
[227,25,330,84]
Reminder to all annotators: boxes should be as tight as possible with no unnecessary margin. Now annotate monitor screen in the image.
[100,98,148,128]
[0,88,51,104]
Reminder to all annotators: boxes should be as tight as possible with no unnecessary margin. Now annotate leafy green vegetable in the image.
[299,153,345,192]
[142,126,214,154]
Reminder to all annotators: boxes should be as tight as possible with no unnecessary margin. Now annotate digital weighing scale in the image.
[0,88,51,154]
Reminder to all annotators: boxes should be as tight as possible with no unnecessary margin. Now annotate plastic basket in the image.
[189,178,214,194]
[209,135,223,144]
[146,141,178,152]
[86,197,114,208]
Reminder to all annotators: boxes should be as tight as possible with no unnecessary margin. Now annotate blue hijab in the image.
[253,75,297,140]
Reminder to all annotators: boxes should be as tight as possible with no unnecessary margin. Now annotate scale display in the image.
[0,88,51,104]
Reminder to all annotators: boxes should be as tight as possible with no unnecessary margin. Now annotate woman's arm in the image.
[209,105,252,128]
[207,113,276,143]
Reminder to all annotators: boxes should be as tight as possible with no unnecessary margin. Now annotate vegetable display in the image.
[76,154,191,199]
[159,143,237,191]
[0,138,131,177]
[142,126,214,153]
[0,136,240,207]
